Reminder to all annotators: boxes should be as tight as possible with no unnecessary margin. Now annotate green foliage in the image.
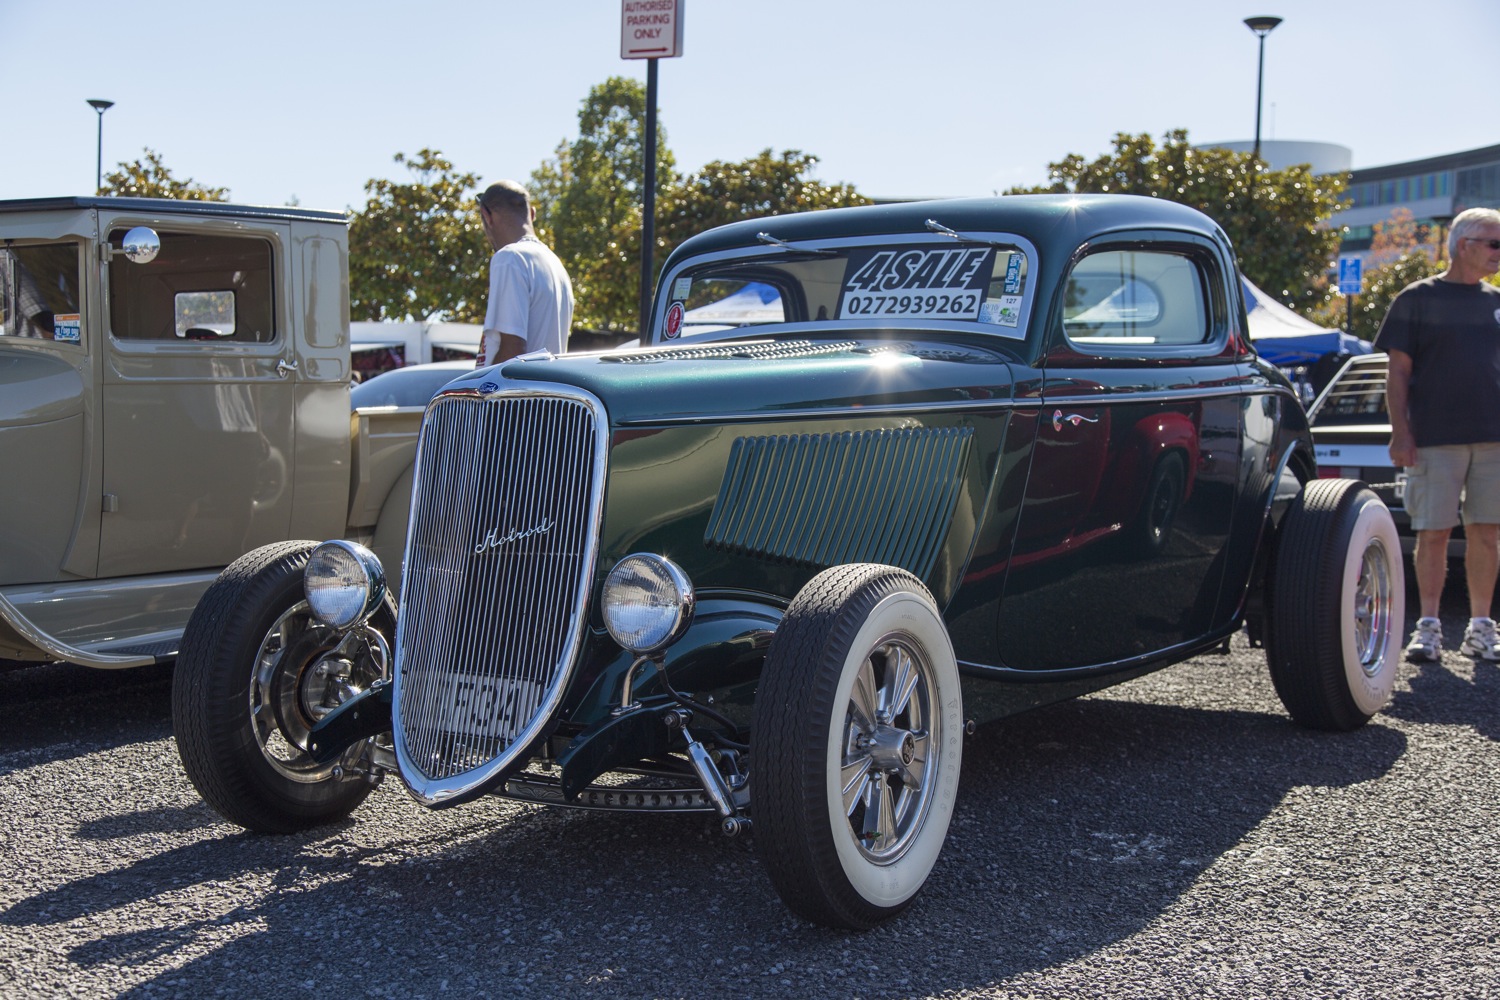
[659,149,870,247]
[349,82,871,334]
[531,76,677,332]
[347,149,488,323]
[101,149,228,201]
[1010,129,1348,316]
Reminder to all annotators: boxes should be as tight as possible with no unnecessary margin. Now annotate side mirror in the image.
[120,226,160,264]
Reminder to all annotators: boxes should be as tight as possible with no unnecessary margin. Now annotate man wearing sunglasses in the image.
[475,180,574,366]
[1378,206,1500,663]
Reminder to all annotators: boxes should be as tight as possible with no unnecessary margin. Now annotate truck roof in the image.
[0,196,346,225]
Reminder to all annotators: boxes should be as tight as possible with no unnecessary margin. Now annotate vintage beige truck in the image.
[0,196,423,669]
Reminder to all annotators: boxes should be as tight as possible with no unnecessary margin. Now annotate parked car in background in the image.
[173,194,1404,930]
[350,321,480,381]
[0,197,424,671]
[1308,352,1459,557]
[349,360,475,409]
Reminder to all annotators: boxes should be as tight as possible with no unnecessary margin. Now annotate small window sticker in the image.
[53,313,81,343]
[1003,254,1024,295]
[836,246,994,321]
[979,296,1024,333]
[664,301,685,339]
[672,277,693,301]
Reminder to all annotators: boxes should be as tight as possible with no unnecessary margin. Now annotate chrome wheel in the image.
[249,600,387,782]
[839,635,940,864]
[1353,537,1396,676]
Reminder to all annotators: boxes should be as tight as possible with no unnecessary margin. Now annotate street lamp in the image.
[1243,17,1281,161]
[87,99,114,194]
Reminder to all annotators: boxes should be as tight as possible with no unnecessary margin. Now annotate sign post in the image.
[622,1,685,339]
[1337,256,1363,336]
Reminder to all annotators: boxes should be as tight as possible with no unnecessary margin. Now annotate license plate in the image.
[432,673,543,741]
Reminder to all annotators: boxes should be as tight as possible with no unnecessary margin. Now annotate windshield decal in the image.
[837,247,993,322]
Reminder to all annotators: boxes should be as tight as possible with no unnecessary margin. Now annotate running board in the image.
[0,570,219,668]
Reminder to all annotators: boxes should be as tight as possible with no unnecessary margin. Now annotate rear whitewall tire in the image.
[1267,480,1404,731]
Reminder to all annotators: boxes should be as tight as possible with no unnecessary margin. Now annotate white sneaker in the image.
[1406,617,1442,663]
[1460,618,1500,661]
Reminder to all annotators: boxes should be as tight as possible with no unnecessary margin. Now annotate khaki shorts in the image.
[1405,442,1500,530]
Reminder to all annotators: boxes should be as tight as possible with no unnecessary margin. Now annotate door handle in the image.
[1052,409,1099,432]
[276,358,299,378]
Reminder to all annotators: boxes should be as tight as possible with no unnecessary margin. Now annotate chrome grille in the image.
[393,387,606,804]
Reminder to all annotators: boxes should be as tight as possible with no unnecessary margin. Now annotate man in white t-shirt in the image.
[475,180,574,366]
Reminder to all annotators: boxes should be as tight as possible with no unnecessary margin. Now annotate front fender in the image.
[564,598,783,732]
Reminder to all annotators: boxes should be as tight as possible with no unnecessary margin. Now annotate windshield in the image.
[656,239,1032,343]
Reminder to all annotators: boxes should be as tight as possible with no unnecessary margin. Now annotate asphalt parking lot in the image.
[2,590,1498,999]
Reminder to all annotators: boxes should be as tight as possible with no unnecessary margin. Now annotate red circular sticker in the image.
[664,301,684,339]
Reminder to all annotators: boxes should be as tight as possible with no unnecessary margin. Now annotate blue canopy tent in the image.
[1242,277,1371,368]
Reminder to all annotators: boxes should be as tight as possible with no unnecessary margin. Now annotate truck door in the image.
[97,216,297,576]
[0,216,93,585]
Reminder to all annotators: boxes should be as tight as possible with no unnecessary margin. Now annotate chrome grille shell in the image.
[392,382,608,806]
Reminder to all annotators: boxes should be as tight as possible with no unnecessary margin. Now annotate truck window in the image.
[0,243,83,343]
[108,230,276,343]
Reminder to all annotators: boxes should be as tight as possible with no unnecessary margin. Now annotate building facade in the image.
[1335,143,1500,256]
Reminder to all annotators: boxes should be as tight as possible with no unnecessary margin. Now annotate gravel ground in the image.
[2,596,1498,999]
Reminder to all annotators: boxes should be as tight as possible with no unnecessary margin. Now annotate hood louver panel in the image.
[705,427,972,579]
[605,340,859,363]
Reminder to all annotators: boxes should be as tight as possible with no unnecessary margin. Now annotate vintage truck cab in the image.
[0,197,416,669]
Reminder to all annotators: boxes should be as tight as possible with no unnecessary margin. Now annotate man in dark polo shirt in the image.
[1378,206,1500,662]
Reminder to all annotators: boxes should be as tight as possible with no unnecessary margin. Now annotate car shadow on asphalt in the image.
[1,690,1407,998]
[0,660,173,777]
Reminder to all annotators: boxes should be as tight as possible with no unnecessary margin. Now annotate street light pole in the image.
[1242,16,1281,161]
[87,99,114,194]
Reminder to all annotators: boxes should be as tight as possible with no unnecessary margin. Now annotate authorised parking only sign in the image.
[621,0,684,59]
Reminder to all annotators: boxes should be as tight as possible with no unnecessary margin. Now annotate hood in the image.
[442,337,1017,426]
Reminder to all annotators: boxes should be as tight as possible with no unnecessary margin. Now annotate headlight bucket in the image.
[304,540,387,630]
[601,554,695,654]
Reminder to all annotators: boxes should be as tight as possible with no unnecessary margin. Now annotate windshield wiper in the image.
[755,232,837,256]
[925,218,1011,249]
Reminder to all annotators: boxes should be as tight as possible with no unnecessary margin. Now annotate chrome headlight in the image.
[304,540,387,629]
[601,554,695,654]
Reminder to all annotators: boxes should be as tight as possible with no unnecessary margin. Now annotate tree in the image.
[1009,129,1347,316]
[658,149,870,248]
[348,149,489,323]
[1366,207,1442,267]
[101,148,228,201]
[531,76,676,332]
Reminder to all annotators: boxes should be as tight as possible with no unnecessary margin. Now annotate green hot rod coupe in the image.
[172,195,1403,929]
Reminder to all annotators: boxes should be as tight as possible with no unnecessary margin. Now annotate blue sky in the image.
[3,0,1495,212]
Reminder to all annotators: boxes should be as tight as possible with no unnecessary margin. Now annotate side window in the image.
[108,230,276,343]
[0,243,83,343]
[1064,249,1209,347]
